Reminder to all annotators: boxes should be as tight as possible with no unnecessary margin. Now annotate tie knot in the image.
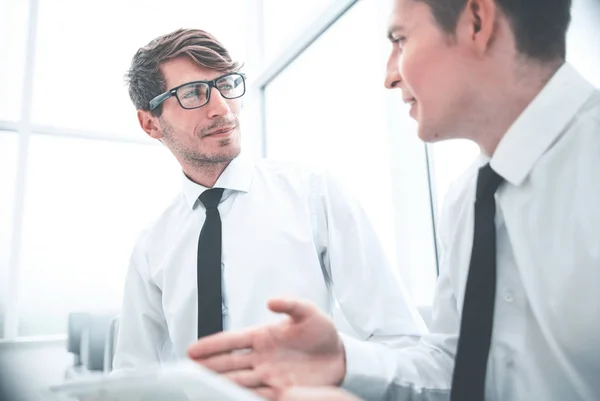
[476,163,504,200]
[199,188,224,210]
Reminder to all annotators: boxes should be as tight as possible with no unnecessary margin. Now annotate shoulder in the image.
[131,192,187,255]
[546,89,600,174]
[252,158,330,191]
[254,158,328,179]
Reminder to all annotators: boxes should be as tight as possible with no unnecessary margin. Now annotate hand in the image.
[187,298,346,399]
[279,387,363,401]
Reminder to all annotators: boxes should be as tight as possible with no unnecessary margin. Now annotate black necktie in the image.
[197,188,224,339]
[451,163,504,401]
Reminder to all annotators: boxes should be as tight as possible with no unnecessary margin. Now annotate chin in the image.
[416,117,450,143]
[215,144,241,162]
[416,126,437,143]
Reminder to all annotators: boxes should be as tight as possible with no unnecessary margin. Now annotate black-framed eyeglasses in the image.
[148,72,246,111]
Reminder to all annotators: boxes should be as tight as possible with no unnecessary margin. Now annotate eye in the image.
[392,36,407,48]
[180,84,206,99]
[181,90,197,99]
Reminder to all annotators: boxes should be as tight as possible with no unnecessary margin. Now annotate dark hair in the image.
[415,0,572,61]
[126,28,242,116]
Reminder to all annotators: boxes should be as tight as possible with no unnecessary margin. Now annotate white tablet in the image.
[45,360,265,401]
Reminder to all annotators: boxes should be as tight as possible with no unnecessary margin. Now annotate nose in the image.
[206,86,231,118]
[384,48,403,90]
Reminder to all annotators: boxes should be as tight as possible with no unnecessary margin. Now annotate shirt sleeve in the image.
[340,260,458,400]
[112,230,170,373]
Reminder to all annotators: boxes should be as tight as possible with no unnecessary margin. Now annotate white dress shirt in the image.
[113,157,426,371]
[342,63,600,401]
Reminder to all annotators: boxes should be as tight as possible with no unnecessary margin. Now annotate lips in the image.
[205,125,235,137]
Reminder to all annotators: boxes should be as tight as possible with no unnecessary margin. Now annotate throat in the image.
[184,160,231,188]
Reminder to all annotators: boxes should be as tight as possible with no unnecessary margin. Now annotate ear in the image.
[137,109,163,140]
[456,0,497,53]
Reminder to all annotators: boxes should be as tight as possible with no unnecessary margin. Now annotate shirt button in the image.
[504,289,514,303]
[506,359,515,369]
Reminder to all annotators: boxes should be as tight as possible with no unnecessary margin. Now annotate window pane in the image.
[265,1,398,272]
[18,134,181,336]
[0,0,29,121]
[263,0,336,58]
[0,132,19,338]
[31,0,246,139]
[429,140,480,219]
[567,0,600,87]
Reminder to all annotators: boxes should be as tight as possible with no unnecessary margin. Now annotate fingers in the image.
[196,350,254,373]
[188,330,254,359]
[267,298,318,323]
[225,369,263,388]
[254,387,278,401]
[279,387,363,401]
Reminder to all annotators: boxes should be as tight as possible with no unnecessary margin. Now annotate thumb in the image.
[279,387,362,401]
[267,298,316,323]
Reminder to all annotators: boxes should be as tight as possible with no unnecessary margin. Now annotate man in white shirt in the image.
[112,28,426,372]
[187,0,600,400]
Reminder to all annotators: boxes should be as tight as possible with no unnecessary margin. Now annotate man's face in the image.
[151,57,242,166]
[385,0,478,142]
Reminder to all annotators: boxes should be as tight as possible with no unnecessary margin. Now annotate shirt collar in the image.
[490,62,596,186]
[182,156,255,210]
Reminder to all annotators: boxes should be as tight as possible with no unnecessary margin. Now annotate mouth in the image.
[403,97,418,120]
[204,125,236,137]
[403,97,417,107]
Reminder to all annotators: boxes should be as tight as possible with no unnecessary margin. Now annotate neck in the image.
[469,59,564,156]
[183,159,232,188]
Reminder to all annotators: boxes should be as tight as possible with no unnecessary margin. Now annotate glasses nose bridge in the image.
[205,82,231,114]
[207,80,225,100]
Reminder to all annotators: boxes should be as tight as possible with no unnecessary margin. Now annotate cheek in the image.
[228,99,242,116]
[167,109,199,131]
[398,46,430,97]
[400,44,452,107]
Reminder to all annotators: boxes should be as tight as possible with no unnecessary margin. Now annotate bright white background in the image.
[1,0,598,345]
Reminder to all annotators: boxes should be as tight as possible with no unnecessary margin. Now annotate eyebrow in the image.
[387,25,406,41]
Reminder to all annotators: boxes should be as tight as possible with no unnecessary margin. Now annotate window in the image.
[17,135,181,336]
[262,0,441,307]
[428,140,480,221]
[567,0,600,87]
[0,133,19,338]
[264,0,398,267]
[385,103,439,307]
[262,0,336,59]
[0,0,29,121]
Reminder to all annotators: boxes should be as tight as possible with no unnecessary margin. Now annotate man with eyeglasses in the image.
[112,28,426,372]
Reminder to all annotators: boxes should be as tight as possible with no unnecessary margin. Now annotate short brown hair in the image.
[126,28,242,116]
[414,0,571,61]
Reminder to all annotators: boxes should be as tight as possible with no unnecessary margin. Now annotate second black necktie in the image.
[197,187,224,339]
[451,163,504,401]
